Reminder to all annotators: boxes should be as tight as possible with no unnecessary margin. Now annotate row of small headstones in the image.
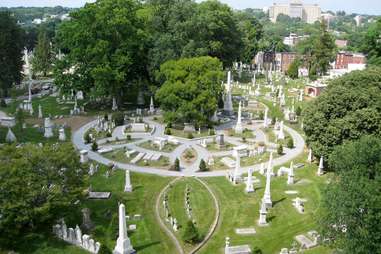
[163,193,178,231]
[52,220,100,254]
[185,185,192,219]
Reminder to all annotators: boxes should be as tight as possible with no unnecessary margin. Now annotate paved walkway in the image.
[72,111,305,177]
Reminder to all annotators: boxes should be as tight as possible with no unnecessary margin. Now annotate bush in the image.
[98,245,112,254]
[277,144,283,155]
[271,117,276,125]
[187,132,194,139]
[182,220,199,244]
[171,158,180,171]
[295,106,302,116]
[287,138,294,148]
[106,131,112,138]
[166,122,172,128]
[209,129,215,135]
[199,159,208,172]
[113,112,124,126]
[104,113,108,121]
[259,111,264,120]
[84,132,91,144]
[92,141,98,151]
[0,99,6,108]
[242,137,246,143]
[126,134,131,141]
[165,128,172,135]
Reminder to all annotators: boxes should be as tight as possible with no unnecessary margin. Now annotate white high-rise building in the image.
[269,0,321,24]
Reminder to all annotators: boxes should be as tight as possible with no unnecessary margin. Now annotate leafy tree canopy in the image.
[0,143,85,247]
[155,56,223,125]
[303,67,381,164]
[320,136,381,254]
[0,11,24,97]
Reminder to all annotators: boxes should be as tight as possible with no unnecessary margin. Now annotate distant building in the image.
[335,51,366,69]
[335,39,348,49]
[269,0,321,24]
[305,81,327,97]
[321,12,335,22]
[32,18,43,25]
[275,52,298,72]
[283,33,310,47]
[354,15,363,27]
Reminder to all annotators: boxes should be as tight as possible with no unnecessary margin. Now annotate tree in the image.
[91,141,98,151]
[234,10,263,63]
[320,136,381,254]
[55,0,147,105]
[287,59,300,79]
[155,56,223,125]
[182,220,199,244]
[287,138,294,149]
[0,11,24,97]
[277,144,283,155]
[172,158,180,171]
[199,159,208,172]
[0,143,85,247]
[309,21,336,78]
[361,18,381,66]
[31,28,52,77]
[303,67,381,164]
[295,105,302,116]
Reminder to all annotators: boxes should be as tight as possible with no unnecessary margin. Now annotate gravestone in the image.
[5,128,16,143]
[81,208,94,231]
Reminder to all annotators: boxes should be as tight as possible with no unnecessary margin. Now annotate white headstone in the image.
[58,128,66,141]
[235,101,243,134]
[317,156,324,176]
[245,168,254,193]
[262,162,272,208]
[278,121,285,140]
[263,108,269,128]
[258,201,268,225]
[149,96,155,113]
[38,104,43,118]
[113,204,135,254]
[44,117,54,138]
[80,150,88,164]
[287,161,294,185]
[5,128,16,143]
[307,148,313,163]
[112,97,118,111]
[124,170,132,192]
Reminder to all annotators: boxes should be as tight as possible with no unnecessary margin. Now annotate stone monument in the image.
[235,101,243,134]
[223,71,234,115]
[245,168,254,193]
[317,156,324,176]
[124,170,132,192]
[44,117,54,138]
[262,163,272,208]
[113,204,136,254]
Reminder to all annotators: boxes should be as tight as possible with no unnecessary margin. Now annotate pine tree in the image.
[277,144,283,155]
[199,159,208,171]
[182,220,199,244]
[32,28,52,77]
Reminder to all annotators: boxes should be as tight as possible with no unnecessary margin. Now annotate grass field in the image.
[159,178,216,253]
[199,153,332,254]
[138,140,179,153]
[1,167,176,254]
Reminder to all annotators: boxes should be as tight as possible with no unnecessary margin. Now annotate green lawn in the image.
[1,95,80,117]
[206,141,234,152]
[0,124,71,144]
[167,128,213,139]
[138,140,179,153]
[227,128,255,139]
[159,178,216,253]
[199,153,333,254]
[2,167,176,254]
[103,148,171,169]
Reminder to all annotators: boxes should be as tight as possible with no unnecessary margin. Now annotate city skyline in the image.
[0,0,380,15]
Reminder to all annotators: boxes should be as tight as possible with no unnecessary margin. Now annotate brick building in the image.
[275,52,298,72]
[335,51,366,69]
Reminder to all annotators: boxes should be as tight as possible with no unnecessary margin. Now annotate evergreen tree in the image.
[0,12,24,97]
[277,144,283,155]
[287,138,294,149]
[32,28,52,77]
[199,159,208,172]
[287,59,300,79]
[182,220,199,244]
[173,158,180,171]
[91,141,98,151]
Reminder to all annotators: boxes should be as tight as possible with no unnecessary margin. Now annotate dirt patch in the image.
[26,115,95,131]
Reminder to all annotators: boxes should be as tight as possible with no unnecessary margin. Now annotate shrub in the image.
[182,220,199,244]
[199,159,208,172]
[271,117,276,125]
[84,132,91,144]
[277,144,283,155]
[0,99,6,108]
[165,128,172,135]
[172,158,180,171]
[295,106,302,116]
[259,111,264,120]
[287,138,294,149]
[187,132,194,139]
[106,131,112,138]
[113,112,124,126]
[209,129,215,135]
[126,134,131,141]
[92,141,98,151]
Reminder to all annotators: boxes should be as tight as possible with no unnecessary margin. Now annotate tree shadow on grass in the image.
[272,197,286,207]
[267,215,276,222]
[134,241,161,251]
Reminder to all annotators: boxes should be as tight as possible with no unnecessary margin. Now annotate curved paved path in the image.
[72,114,305,177]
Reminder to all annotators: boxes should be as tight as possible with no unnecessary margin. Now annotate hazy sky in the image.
[0,0,380,15]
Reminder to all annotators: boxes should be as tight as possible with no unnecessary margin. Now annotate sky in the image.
[0,0,380,15]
